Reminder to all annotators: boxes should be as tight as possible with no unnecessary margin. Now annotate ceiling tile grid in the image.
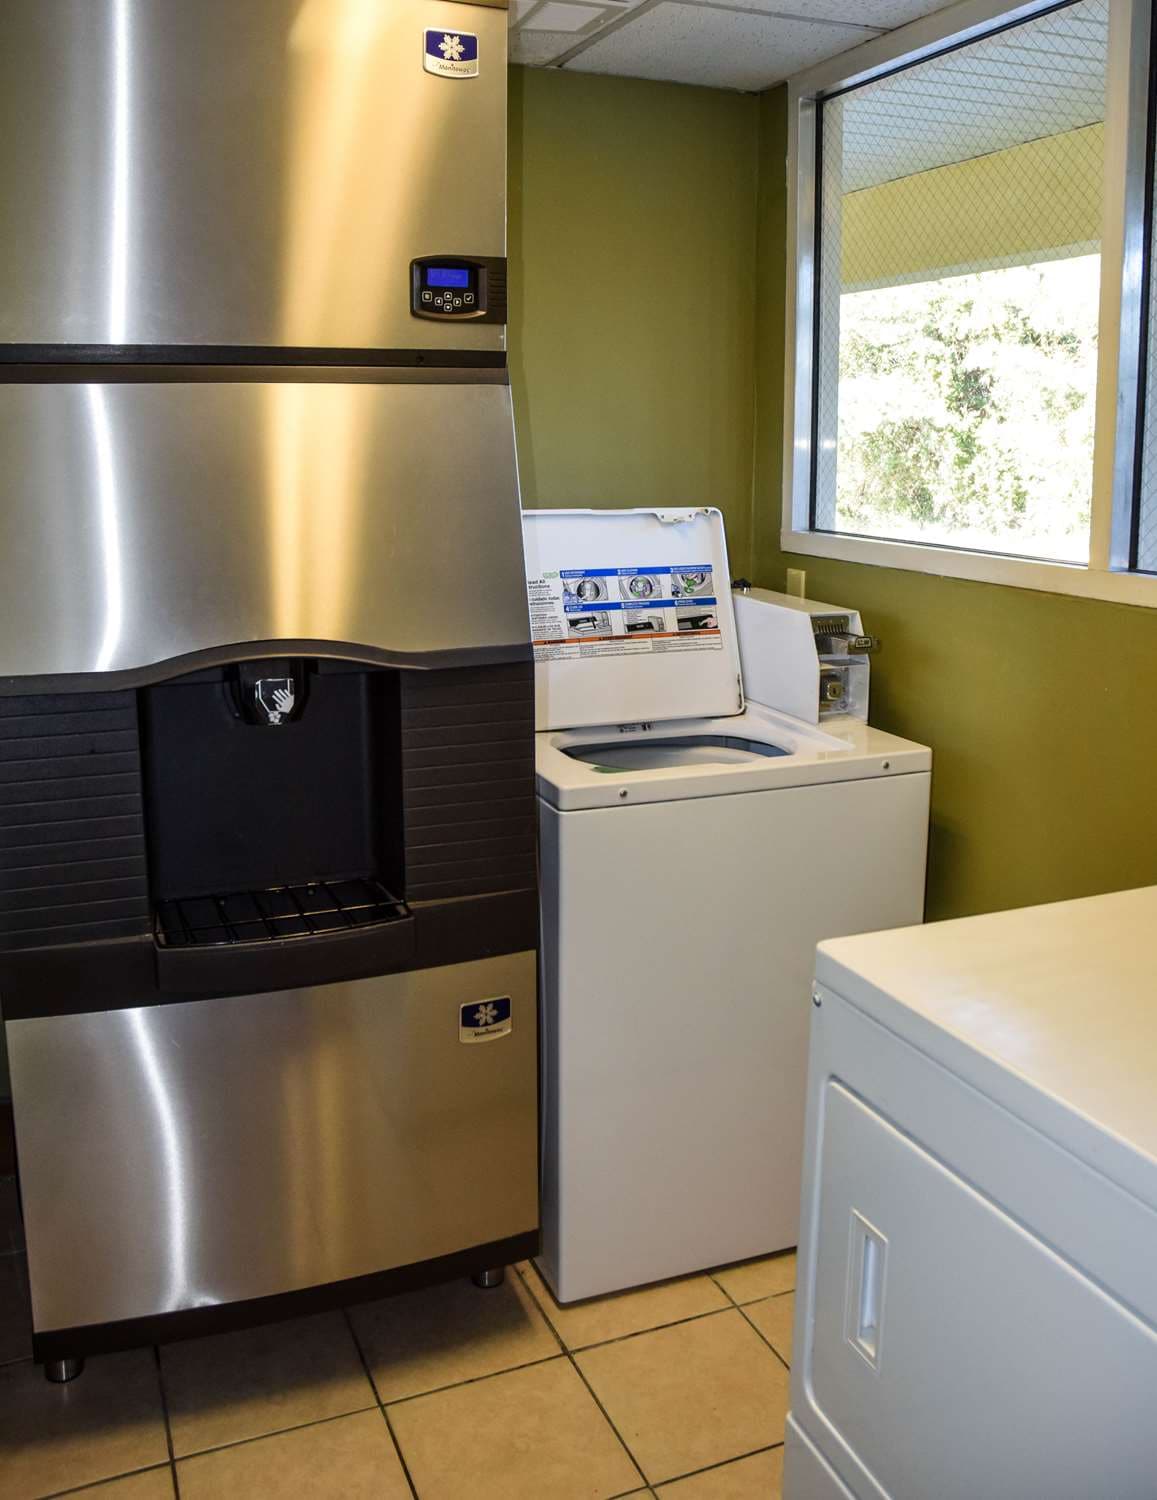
[508,0,958,90]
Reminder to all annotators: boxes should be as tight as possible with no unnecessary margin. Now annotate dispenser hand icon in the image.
[251,677,297,725]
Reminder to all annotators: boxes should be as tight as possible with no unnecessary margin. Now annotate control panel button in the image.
[421,289,433,304]
[452,296,462,308]
[464,292,475,306]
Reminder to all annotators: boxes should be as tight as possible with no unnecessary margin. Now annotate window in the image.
[785,0,1157,604]
[1134,12,1157,573]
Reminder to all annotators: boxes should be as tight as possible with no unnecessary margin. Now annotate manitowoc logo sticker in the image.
[424,29,479,78]
[460,996,512,1044]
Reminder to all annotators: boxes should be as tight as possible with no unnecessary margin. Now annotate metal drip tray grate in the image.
[156,879,408,947]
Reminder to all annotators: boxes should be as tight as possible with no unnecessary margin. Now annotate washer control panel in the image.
[411,256,506,324]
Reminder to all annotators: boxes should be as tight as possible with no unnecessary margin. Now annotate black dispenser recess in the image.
[142,659,413,993]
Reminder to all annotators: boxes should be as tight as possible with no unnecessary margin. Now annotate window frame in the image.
[781,0,1156,605]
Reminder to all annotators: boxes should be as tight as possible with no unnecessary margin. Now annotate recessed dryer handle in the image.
[846,1210,888,1370]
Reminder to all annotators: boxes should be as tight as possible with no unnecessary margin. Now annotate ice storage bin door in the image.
[10,954,538,1335]
[807,1082,1157,1500]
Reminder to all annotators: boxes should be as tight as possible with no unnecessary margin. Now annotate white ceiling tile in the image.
[510,27,578,63]
[713,0,950,27]
[524,2,612,33]
[509,0,638,22]
[565,3,873,90]
[863,0,961,24]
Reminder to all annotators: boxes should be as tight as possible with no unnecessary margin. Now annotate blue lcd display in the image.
[427,267,471,288]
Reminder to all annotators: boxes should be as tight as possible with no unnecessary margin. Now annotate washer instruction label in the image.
[528,565,723,662]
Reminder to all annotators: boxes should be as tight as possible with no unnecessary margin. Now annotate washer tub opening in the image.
[562,735,790,772]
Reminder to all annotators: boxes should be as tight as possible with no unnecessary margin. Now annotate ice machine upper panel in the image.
[0,381,529,680]
[522,508,744,732]
[0,0,506,353]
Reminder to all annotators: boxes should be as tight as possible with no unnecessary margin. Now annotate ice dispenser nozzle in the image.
[227,659,310,726]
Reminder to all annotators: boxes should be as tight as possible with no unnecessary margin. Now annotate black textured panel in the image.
[0,693,151,951]
[401,664,536,902]
[488,261,509,323]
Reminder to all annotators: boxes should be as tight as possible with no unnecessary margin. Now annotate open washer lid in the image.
[523,508,743,732]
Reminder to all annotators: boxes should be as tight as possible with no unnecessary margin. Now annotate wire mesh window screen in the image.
[813,0,1109,563]
[1136,47,1157,574]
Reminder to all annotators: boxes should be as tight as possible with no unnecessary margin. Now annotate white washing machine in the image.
[524,508,932,1302]
[785,887,1157,1500]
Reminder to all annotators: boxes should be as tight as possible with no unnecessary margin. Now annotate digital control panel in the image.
[419,263,477,313]
[410,256,506,324]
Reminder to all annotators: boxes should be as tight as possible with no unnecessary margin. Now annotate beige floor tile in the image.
[61,1469,176,1499]
[712,1250,796,1305]
[388,1355,642,1500]
[178,1409,411,1500]
[520,1260,730,1350]
[0,1349,169,1500]
[743,1292,794,1365]
[0,1253,32,1364]
[350,1270,558,1402]
[656,1447,783,1498]
[576,1309,789,1486]
[161,1311,374,1458]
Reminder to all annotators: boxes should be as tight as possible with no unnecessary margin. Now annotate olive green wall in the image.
[753,89,1157,921]
[507,70,1157,923]
[508,67,759,575]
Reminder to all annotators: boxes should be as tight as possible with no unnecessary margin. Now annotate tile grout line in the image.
[737,1302,792,1374]
[518,1262,762,1355]
[513,1261,649,1492]
[165,1401,382,1466]
[381,1405,423,1500]
[706,1269,738,1306]
[375,1349,565,1409]
[342,1306,420,1500]
[519,1262,796,1491]
[551,1301,746,1356]
[707,1255,796,1311]
[726,1285,796,1309]
[652,1439,788,1491]
[37,1460,176,1500]
[151,1343,182,1500]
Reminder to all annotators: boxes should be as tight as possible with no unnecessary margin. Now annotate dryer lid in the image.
[523,508,744,732]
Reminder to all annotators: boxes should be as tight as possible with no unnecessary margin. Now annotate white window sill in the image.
[780,528,1157,607]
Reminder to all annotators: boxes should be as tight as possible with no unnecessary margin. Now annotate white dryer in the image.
[524,508,931,1303]
[785,887,1157,1500]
